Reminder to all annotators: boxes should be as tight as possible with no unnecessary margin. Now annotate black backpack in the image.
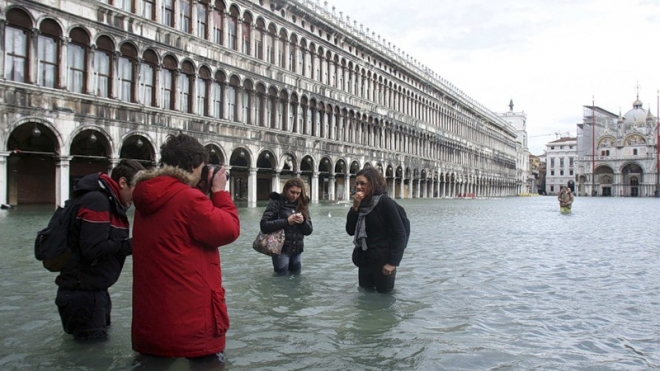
[34,198,81,272]
[388,197,411,248]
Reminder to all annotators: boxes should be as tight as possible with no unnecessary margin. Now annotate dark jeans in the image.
[56,287,111,340]
[358,264,396,293]
[272,252,302,275]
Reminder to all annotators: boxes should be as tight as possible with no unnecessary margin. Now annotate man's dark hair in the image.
[111,159,145,185]
[356,166,387,196]
[159,133,208,172]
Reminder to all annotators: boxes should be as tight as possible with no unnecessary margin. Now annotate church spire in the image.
[509,99,514,112]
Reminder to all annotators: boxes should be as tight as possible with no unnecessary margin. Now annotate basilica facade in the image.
[576,96,658,197]
[0,0,518,207]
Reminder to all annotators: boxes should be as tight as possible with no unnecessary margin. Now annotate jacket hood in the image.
[268,192,283,201]
[73,172,105,195]
[133,166,198,215]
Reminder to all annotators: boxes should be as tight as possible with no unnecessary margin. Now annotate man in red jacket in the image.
[131,134,240,366]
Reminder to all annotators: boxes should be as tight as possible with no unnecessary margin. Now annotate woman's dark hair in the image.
[356,167,387,199]
[159,133,208,172]
[283,178,310,219]
[111,159,145,186]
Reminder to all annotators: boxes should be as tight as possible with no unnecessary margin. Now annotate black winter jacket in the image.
[346,195,406,267]
[55,173,131,290]
[260,192,313,254]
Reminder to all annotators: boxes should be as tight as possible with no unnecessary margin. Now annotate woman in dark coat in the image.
[260,178,313,274]
[346,167,407,293]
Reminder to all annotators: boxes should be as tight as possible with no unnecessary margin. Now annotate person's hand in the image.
[352,191,364,211]
[294,213,304,224]
[211,166,228,193]
[382,264,396,276]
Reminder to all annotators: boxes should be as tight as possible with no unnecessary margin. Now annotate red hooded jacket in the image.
[131,166,240,357]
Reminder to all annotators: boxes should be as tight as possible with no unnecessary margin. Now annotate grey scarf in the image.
[353,194,383,251]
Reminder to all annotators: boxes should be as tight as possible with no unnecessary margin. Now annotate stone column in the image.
[415,179,421,199]
[29,28,39,84]
[206,5,215,41]
[236,17,244,51]
[56,156,72,207]
[236,86,244,123]
[0,20,5,79]
[399,176,404,199]
[248,167,257,208]
[153,64,162,108]
[0,152,9,206]
[344,170,351,202]
[328,174,335,201]
[59,37,69,89]
[272,170,280,193]
[311,171,319,204]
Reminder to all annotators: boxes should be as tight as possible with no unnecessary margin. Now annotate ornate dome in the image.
[623,98,647,123]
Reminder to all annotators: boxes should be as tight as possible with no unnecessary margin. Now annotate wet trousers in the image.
[358,264,396,293]
[56,287,111,340]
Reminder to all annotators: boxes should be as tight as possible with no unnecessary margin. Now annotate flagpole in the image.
[656,90,659,197]
[592,96,596,197]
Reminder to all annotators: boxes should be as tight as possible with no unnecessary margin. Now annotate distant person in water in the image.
[558,186,574,212]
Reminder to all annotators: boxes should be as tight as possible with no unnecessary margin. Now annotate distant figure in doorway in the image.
[346,167,407,293]
[260,178,313,275]
[55,159,145,341]
[558,186,574,213]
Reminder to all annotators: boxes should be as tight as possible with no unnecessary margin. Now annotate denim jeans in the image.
[272,252,302,275]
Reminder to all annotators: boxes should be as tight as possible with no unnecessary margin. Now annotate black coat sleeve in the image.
[346,208,358,236]
[76,192,126,263]
[260,199,288,233]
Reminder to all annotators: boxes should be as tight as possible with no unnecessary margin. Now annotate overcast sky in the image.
[322,0,660,155]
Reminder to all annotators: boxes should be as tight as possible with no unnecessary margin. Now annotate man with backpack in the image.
[54,159,144,340]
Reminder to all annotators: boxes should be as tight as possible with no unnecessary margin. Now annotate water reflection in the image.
[1,197,659,371]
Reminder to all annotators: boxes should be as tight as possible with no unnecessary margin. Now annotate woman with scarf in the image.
[346,167,407,293]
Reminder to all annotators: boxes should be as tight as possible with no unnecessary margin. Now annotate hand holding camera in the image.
[196,165,229,195]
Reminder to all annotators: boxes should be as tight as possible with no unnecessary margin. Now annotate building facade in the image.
[0,0,518,207]
[498,99,531,195]
[545,137,577,195]
[576,96,658,197]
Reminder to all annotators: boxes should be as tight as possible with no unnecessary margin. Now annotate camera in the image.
[196,164,226,194]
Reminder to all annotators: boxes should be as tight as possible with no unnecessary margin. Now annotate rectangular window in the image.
[163,0,174,27]
[142,0,154,19]
[94,50,110,97]
[560,158,564,167]
[570,170,574,176]
[179,74,191,112]
[179,0,191,33]
[4,27,28,82]
[569,157,574,167]
[196,79,207,115]
[118,57,133,102]
[196,4,207,38]
[160,69,173,109]
[139,63,154,105]
[550,170,555,176]
[38,36,58,88]
[265,36,273,64]
[560,170,564,176]
[67,44,85,93]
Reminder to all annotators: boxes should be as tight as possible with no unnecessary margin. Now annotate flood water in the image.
[1,196,658,371]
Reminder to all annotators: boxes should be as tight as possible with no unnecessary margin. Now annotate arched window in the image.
[228,7,239,50]
[180,60,195,112]
[68,28,89,93]
[213,1,225,45]
[38,19,61,88]
[118,43,137,102]
[242,81,253,124]
[228,76,240,122]
[266,24,276,64]
[162,0,174,27]
[198,66,211,115]
[94,36,114,97]
[142,0,155,20]
[115,0,132,11]
[254,20,265,60]
[179,0,192,33]
[242,14,252,54]
[289,35,297,73]
[196,0,208,39]
[160,55,177,109]
[278,30,286,68]
[139,49,158,106]
[4,9,31,83]
[212,71,224,119]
